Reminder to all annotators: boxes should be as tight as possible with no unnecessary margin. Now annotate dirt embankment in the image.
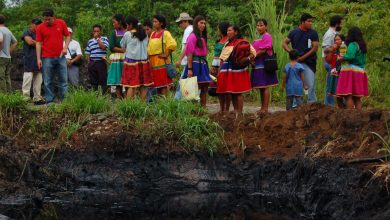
[1,104,390,219]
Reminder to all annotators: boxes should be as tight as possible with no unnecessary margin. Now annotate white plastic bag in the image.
[179,76,200,101]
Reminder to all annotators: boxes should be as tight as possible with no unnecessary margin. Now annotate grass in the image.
[50,89,111,116]
[116,96,223,155]
[369,115,390,189]
[0,92,28,134]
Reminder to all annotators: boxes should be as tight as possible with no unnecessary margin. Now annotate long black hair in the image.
[218,21,230,37]
[346,27,367,53]
[193,15,207,48]
[126,15,147,41]
[113,14,126,28]
[153,15,167,29]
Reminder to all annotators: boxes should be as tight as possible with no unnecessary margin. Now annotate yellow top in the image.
[148,30,177,56]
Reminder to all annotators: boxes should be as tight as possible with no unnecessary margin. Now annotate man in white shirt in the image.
[0,15,18,93]
[65,27,82,86]
[322,15,342,106]
[174,12,193,100]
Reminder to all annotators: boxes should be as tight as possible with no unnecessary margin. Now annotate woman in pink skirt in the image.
[335,27,368,110]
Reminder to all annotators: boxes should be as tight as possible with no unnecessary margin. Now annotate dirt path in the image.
[206,103,285,114]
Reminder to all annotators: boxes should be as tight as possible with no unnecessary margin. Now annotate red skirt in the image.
[149,55,173,88]
[121,58,153,87]
[216,61,252,94]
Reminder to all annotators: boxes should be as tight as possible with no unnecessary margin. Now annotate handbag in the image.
[68,48,83,66]
[179,76,199,101]
[161,31,176,79]
[263,46,278,74]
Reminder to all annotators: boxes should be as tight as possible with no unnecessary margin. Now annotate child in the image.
[324,34,344,108]
[85,24,109,94]
[282,50,307,110]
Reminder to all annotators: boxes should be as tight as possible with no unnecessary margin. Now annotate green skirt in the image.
[107,53,124,85]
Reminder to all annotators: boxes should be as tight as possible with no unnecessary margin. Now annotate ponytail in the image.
[125,15,147,41]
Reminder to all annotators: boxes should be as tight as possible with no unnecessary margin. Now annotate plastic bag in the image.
[179,76,200,101]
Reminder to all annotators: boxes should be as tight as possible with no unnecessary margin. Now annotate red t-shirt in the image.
[36,18,69,58]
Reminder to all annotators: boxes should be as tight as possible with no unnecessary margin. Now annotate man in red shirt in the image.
[36,8,70,103]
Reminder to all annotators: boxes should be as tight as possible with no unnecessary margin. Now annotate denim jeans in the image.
[42,57,68,103]
[174,68,186,100]
[323,60,334,106]
[301,63,317,103]
[287,96,303,110]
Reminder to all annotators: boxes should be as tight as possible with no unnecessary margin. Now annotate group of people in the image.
[0,9,368,112]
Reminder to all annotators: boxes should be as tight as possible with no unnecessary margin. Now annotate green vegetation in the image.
[0,92,28,134]
[117,97,223,155]
[50,89,111,116]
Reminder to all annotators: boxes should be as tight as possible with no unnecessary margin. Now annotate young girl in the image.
[216,25,256,114]
[120,16,153,101]
[251,19,278,113]
[335,27,369,110]
[182,15,212,107]
[324,34,344,108]
[147,15,177,96]
[107,14,126,99]
[210,22,230,112]
[282,50,308,110]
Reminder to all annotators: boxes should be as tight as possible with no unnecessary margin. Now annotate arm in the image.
[187,54,193,77]
[10,41,18,53]
[24,36,36,46]
[0,32,3,49]
[300,71,307,90]
[340,42,358,62]
[298,41,318,62]
[9,33,17,53]
[176,44,186,67]
[256,49,267,58]
[62,35,71,56]
[282,37,291,53]
[36,42,42,69]
[98,37,107,50]
[281,73,287,91]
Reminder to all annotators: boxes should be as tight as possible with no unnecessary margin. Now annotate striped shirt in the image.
[85,36,109,61]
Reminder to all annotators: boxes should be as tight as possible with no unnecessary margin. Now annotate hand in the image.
[159,53,168,59]
[60,48,68,57]
[280,85,285,92]
[337,56,343,61]
[93,32,100,39]
[304,85,308,90]
[37,59,42,70]
[67,59,72,66]
[188,69,193,77]
[210,67,216,75]
[175,60,181,68]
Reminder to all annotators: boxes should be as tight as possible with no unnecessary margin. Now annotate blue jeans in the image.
[174,68,186,100]
[323,60,334,106]
[301,63,317,103]
[42,57,68,103]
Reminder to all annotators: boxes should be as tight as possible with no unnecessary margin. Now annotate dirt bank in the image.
[1,104,390,219]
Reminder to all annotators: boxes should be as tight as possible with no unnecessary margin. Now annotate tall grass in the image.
[0,92,28,134]
[249,0,290,104]
[116,97,223,155]
[51,89,111,115]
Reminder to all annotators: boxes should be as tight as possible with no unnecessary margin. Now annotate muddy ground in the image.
[0,104,390,219]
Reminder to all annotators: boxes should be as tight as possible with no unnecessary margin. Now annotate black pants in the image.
[88,60,108,94]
